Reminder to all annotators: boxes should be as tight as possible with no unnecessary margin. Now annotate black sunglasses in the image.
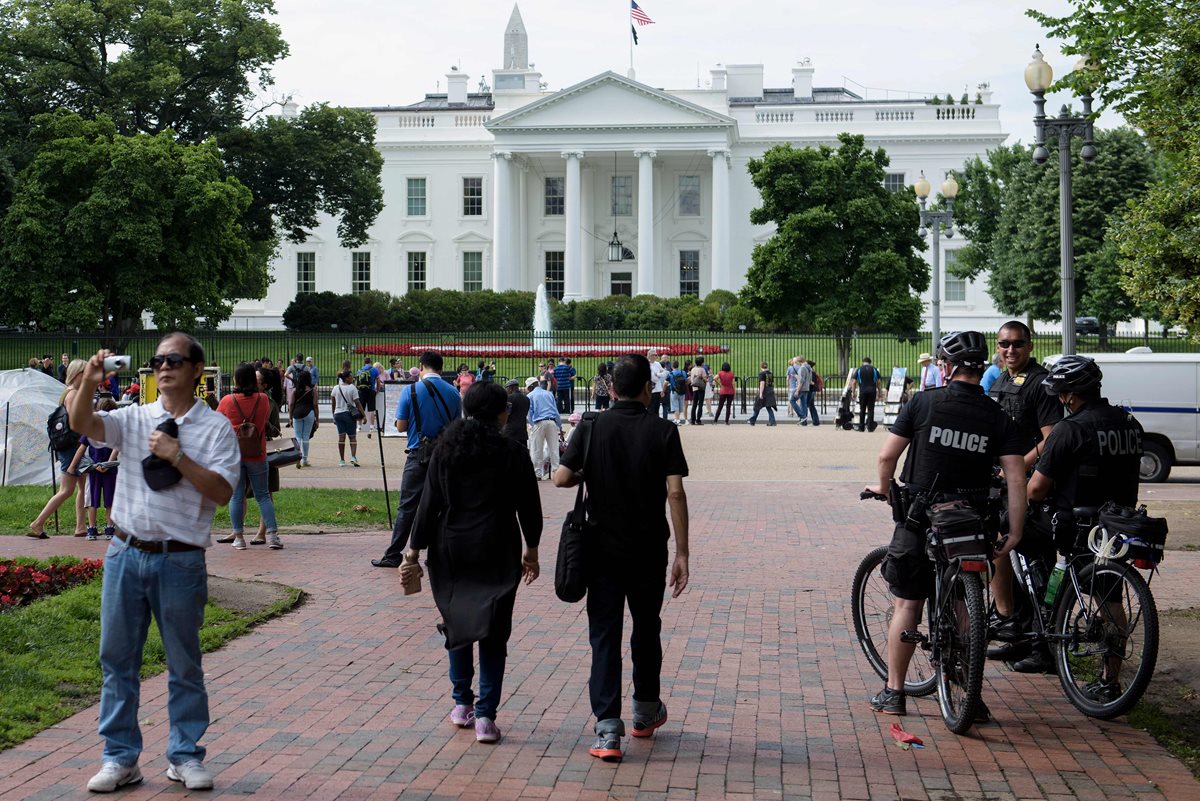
[996,339,1029,349]
[149,353,196,370]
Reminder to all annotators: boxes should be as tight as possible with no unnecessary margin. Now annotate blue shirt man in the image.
[528,382,562,428]
[372,350,462,568]
[553,359,577,413]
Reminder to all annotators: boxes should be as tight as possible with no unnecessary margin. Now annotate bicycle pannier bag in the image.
[929,499,988,559]
[1098,502,1168,565]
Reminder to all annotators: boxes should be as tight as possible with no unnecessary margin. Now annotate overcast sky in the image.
[267,0,1124,146]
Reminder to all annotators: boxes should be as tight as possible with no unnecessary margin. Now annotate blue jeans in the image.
[229,460,277,534]
[292,411,315,460]
[447,637,507,720]
[790,390,811,421]
[98,537,208,767]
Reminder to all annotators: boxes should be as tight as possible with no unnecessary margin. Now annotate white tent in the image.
[0,369,67,486]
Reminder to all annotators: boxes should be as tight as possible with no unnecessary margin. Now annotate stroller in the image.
[836,389,855,430]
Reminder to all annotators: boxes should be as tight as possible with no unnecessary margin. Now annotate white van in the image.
[1046,350,1199,482]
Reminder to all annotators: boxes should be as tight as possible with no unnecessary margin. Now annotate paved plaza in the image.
[2,425,1200,801]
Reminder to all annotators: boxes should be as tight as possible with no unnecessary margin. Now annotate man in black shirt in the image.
[987,321,1064,659]
[865,331,1026,717]
[1027,355,1143,699]
[847,357,880,432]
[502,378,530,445]
[554,354,690,763]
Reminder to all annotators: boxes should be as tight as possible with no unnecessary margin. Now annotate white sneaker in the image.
[166,760,213,790]
[232,535,247,550]
[268,533,282,550]
[87,762,143,792]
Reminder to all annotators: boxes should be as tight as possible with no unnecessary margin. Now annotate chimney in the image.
[791,60,814,100]
[725,64,763,99]
[447,71,469,105]
[710,66,727,91]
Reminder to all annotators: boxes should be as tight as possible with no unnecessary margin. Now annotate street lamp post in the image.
[1025,45,1097,357]
[913,171,958,353]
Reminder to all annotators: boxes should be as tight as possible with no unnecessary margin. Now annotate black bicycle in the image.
[1004,503,1164,719]
[852,489,994,734]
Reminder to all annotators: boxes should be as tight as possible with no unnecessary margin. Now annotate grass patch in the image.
[0,575,302,751]
[0,486,392,535]
[1129,693,1200,779]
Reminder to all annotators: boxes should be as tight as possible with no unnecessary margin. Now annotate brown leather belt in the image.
[113,530,203,554]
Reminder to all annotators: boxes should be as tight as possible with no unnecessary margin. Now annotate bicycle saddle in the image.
[1072,506,1100,520]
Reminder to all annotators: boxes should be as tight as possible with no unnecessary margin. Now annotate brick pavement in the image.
[3,473,1200,800]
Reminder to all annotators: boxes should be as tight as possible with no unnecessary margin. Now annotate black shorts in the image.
[881,521,934,601]
[359,388,376,412]
[594,395,610,410]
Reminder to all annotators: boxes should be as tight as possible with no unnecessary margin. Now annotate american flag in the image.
[631,1,654,25]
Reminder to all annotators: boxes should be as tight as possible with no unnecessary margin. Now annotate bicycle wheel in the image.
[851,546,937,697]
[1054,560,1158,719]
[935,570,986,734]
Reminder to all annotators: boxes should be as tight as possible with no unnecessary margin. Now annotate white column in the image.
[517,161,529,291]
[562,151,583,301]
[581,166,595,299]
[709,148,731,292]
[491,151,513,291]
[636,150,656,296]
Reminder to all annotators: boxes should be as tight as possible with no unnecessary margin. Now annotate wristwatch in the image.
[173,451,184,466]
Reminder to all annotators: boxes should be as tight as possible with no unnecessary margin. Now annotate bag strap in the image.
[409,381,424,439]
[232,393,260,426]
[422,378,454,425]
[569,412,600,525]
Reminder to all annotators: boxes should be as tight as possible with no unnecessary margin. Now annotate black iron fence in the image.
[6,329,1196,393]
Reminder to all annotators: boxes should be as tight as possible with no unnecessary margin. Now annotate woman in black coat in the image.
[401,381,542,744]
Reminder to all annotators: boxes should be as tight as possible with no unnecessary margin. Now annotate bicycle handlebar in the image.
[860,489,888,502]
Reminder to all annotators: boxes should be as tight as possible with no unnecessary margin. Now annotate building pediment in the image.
[486,71,735,133]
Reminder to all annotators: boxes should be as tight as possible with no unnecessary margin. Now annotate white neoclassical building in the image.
[231,5,1010,330]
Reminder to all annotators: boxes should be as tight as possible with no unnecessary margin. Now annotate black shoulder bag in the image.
[555,411,599,603]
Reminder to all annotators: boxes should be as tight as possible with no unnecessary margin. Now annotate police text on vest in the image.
[929,426,989,453]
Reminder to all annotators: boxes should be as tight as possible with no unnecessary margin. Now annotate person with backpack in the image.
[805,360,823,426]
[217,363,279,551]
[847,356,881,432]
[789,355,814,426]
[29,358,90,538]
[669,361,688,425]
[748,361,777,426]
[356,357,381,436]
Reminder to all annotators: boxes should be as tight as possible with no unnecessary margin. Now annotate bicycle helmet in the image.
[1043,355,1102,395]
[935,331,989,369]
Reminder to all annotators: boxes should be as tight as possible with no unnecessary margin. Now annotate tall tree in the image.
[0,0,383,330]
[950,128,1154,336]
[1030,1,1200,333]
[741,134,928,373]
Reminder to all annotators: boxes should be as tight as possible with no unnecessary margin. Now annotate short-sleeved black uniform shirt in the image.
[1035,398,1143,510]
[892,381,1025,495]
[987,358,1063,455]
[503,391,530,444]
[560,399,689,561]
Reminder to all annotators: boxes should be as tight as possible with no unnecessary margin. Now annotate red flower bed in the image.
[355,341,730,359]
[0,558,103,612]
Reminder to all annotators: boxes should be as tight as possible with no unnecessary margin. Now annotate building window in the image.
[407,251,427,291]
[679,250,700,297]
[351,252,371,294]
[545,251,564,300]
[678,175,701,216]
[944,250,966,301]
[296,252,316,294]
[544,177,564,216]
[462,177,483,216]
[610,272,633,297]
[407,178,427,216]
[611,175,632,216]
[463,251,483,292]
[883,172,907,193]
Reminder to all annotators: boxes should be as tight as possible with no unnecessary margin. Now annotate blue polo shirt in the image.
[395,375,461,450]
[553,363,576,390]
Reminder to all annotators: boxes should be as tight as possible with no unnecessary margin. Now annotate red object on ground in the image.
[890,722,924,747]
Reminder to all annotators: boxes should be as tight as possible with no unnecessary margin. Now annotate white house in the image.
[230,5,1009,331]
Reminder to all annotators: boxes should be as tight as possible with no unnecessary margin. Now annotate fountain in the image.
[533,283,554,352]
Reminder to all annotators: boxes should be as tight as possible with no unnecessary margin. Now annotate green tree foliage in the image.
[951,129,1154,331]
[0,0,383,330]
[740,134,928,370]
[0,113,255,336]
[1030,1,1200,331]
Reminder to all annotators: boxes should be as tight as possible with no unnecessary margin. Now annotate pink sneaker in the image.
[474,717,501,744]
[450,705,475,727]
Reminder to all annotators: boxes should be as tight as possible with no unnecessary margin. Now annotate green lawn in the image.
[0,567,302,751]
[0,486,393,535]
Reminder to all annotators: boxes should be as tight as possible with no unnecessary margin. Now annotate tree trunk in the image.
[1098,321,1110,352]
[836,331,853,377]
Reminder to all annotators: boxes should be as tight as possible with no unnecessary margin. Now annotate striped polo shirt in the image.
[99,398,241,547]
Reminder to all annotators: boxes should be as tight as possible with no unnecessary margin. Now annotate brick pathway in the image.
[3,476,1200,800]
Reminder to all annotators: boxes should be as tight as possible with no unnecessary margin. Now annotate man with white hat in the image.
[918,353,944,392]
[526,376,561,479]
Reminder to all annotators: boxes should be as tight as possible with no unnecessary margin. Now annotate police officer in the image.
[865,331,1026,718]
[1027,355,1143,698]
[988,321,1063,660]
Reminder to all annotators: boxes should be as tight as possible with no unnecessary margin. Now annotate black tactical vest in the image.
[988,359,1049,445]
[1052,401,1143,509]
